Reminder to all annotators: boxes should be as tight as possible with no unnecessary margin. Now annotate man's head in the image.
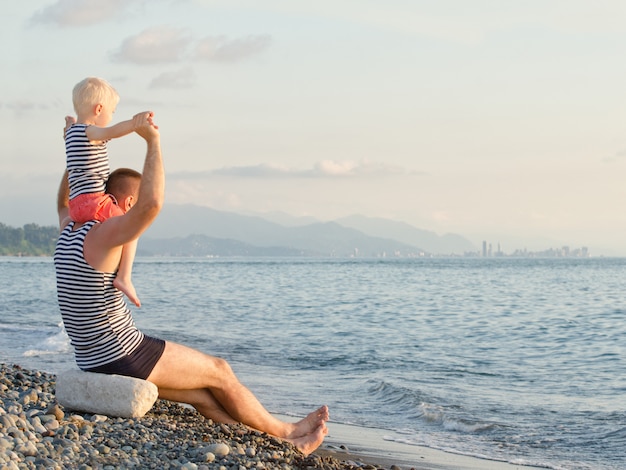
[72,77,119,125]
[106,168,141,213]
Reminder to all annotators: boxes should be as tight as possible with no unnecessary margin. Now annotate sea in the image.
[0,256,624,470]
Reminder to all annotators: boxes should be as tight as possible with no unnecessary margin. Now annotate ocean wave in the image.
[21,323,71,357]
[417,402,497,433]
[366,379,497,434]
[366,379,428,416]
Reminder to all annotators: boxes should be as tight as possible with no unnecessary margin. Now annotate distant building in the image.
[474,240,589,258]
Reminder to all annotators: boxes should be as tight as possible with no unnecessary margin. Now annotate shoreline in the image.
[306,418,545,470]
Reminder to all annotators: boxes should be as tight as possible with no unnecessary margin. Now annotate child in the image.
[65,77,155,307]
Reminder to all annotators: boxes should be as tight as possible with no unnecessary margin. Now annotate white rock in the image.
[44,419,60,431]
[55,369,158,418]
[14,441,38,457]
[29,417,47,435]
[206,443,230,457]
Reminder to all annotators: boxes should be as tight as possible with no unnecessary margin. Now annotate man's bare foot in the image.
[114,277,141,307]
[287,405,329,439]
[286,424,328,456]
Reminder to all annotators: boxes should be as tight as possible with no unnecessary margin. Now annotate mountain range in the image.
[138,204,476,257]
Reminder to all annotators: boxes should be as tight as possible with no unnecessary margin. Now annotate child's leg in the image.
[114,238,141,307]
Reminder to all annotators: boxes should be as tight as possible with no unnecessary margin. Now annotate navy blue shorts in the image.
[84,335,166,380]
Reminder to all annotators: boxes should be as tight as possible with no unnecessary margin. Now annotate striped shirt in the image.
[54,221,144,369]
[65,123,109,199]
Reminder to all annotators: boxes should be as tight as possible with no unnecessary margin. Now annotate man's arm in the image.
[84,113,163,271]
[57,170,71,230]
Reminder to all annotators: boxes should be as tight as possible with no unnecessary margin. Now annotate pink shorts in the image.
[69,192,124,223]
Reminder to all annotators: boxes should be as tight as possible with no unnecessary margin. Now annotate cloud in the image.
[195,35,271,62]
[170,160,415,180]
[150,67,196,89]
[30,0,140,27]
[212,163,293,178]
[313,159,412,177]
[604,149,626,163]
[110,29,271,66]
[0,100,58,117]
[111,27,192,64]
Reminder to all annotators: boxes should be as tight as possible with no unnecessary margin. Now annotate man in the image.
[54,113,328,456]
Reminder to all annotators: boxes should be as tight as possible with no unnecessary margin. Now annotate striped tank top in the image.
[54,221,144,369]
[65,123,109,199]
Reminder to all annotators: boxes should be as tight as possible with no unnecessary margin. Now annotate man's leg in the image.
[157,387,237,424]
[146,341,328,455]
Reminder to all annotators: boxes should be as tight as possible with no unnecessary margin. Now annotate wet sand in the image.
[298,418,545,470]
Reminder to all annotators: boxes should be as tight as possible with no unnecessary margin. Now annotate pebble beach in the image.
[0,363,398,470]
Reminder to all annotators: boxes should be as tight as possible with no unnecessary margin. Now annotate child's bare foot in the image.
[287,424,328,456]
[114,277,141,307]
[287,405,329,439]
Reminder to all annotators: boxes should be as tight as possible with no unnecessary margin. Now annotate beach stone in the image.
[0,415,15,429]
[90,415,108,423]
[44,419,60,431]
[0,438,13,451]
[46,404,65,421]
[206,442,230,457]
[29,417,47,435]
[14,441,38,457]
[19,389,38,406]
[55,369,158,418]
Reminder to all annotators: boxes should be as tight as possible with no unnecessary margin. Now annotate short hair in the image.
[72,77,120,115]
[106,168,142,199]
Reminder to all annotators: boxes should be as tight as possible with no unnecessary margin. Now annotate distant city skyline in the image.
[479,240,590,258]
[3,2,626,255]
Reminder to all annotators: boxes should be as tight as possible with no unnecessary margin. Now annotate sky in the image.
[3,0,626,255]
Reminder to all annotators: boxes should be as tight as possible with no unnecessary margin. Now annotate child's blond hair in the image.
[72,77,120,115]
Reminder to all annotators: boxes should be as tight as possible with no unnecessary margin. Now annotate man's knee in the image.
[212,356,234,376]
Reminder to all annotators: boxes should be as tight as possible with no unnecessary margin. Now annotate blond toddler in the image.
[65,77,155,307]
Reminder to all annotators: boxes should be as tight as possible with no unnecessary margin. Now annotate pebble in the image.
[206,442,230,457]
[0,363,392,469]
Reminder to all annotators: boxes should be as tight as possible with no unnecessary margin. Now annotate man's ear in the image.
[123,195,135,213]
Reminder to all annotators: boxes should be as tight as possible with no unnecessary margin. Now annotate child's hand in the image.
[134,112,160,141]
[147,111,158,130]
[133,111,159,131]
[63,115,76,138]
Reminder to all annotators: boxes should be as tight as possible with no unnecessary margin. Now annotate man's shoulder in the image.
[84,217,122,246]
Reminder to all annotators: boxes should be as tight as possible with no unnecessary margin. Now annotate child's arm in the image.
[85,111,155,142]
